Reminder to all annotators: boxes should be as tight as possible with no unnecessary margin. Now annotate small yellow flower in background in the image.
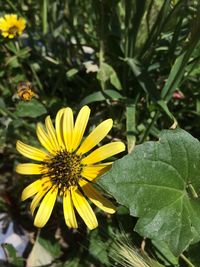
[0,14,26,39]
[16,106,125,230]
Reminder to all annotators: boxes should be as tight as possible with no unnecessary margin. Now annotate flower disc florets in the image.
[8,26,18,35]
[43,150,83,191]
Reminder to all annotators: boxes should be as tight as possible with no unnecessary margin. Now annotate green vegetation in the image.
[0,0,200,266]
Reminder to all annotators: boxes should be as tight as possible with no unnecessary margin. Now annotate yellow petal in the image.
[81,163,112,181]
[0,23,7,30]
[77,119,113,155]
[21,178,51,201]
[55,108,65,149]
[36,123,56,154]
[2,32,8,37]
[30,183,52,215]
[16,140,49,161]
[5,14,14,20]
[81,142,125,165]
[34,186,58,228]
[79,180,116,214]
[71,187,98,230]
[71,106,90,151]
[63,107,74,151]
[0,18,5,24]
[16,163,43,175]
[8,14,17,21]
[18,17,26,29]
[63,190,78,228]
[45,116,60,151]
[21,180,42,201]
[8,34,15,39]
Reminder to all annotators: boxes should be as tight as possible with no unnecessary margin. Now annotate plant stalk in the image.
[180,254,196,267]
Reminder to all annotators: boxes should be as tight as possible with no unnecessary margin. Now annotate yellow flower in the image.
[0,14,26,39]
[16,106,125,230]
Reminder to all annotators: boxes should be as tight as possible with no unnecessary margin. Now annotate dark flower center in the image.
[8,26,19,35]
[43,150,83,191]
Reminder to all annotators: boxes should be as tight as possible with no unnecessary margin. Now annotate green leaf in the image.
[6,56,20,68]
[151,240,179,266]
[88,230,111,265]
[97,62,122,90]
[110,72,122,91]
[161,10,200,101]
[0,98,6,109]
[66,68,78,78]
[1,244,24,267]
[80,90,125,105]
[38,236,61,258]
[0,128,6,147]
[5,42,18,54]
[62,258,81,267]
[126,58,160,101]
[157,100,174,121]
[197,99,200,114]
[15,99,47,118]
[97,63,113,83]
[100,129,200,256]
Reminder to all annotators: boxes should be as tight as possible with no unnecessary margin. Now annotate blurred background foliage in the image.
[0,0,200,266]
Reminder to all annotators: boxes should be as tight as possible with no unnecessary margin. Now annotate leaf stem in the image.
[188,184,198,198]
[180,254,196,267]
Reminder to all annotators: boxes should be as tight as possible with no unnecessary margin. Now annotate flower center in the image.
[43,150,83,191]
[8,26,19,35]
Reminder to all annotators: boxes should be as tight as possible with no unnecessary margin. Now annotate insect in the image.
[17,81,36,101]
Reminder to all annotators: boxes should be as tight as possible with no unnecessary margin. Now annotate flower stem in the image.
[99,0,105,91]
[42,0,48,34]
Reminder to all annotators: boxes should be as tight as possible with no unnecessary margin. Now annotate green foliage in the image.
[88,230,111,265]
[0,0,199,266]
[97,62,122,90]
[1,244,24,267]
[15,99,47,118]
[100,129,200,256]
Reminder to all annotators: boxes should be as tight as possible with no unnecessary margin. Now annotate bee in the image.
[17,81,36,101]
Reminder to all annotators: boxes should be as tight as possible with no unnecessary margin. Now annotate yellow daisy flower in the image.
[0,14,26,39]
[16,106,125,230]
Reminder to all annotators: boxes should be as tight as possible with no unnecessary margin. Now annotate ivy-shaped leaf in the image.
[100,129,200,256]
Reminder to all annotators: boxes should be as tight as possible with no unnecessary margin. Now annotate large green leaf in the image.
[100,129,200,256]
